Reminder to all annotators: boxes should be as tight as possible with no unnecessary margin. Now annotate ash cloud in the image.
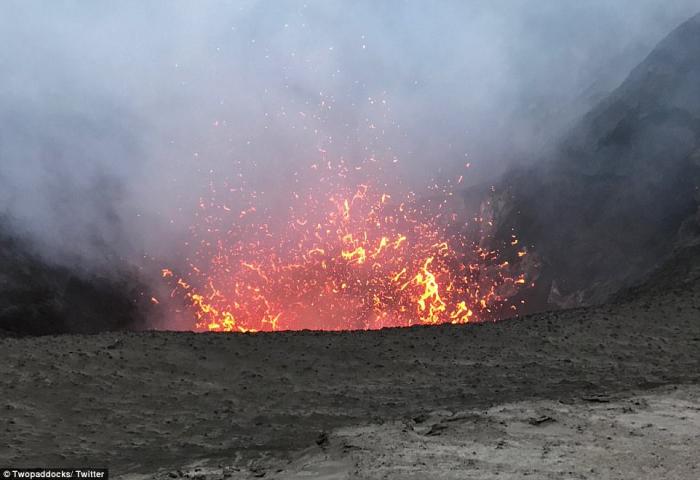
[0,1,698,326]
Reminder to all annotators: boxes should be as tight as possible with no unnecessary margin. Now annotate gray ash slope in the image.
[490,12,700,310]
[1,260,698,475]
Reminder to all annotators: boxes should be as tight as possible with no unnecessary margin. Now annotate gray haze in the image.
[1,0,698,269]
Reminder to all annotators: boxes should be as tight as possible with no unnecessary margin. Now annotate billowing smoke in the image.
[0,1,698,331]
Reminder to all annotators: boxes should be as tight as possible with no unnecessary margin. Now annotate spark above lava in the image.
[163,157,530,332]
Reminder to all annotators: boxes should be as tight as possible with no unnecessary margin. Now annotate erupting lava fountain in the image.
[162,153,532,332]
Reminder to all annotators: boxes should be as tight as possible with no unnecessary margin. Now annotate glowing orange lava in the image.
[163,158,530,332]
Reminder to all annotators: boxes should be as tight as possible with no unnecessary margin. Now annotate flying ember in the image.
[163,157,530,332]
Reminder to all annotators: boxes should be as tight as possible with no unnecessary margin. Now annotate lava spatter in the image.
[164,158,530,332]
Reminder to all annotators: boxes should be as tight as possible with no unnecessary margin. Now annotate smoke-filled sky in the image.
[1,0,698,269]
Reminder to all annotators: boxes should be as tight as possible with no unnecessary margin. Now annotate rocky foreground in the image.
[1,274,698,478]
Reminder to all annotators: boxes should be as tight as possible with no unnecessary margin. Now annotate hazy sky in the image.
[1,1,698,269]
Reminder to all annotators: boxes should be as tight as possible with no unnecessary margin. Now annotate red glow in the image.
[164,158,530,332]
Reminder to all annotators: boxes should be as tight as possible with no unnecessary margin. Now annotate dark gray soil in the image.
[1,279,698,476]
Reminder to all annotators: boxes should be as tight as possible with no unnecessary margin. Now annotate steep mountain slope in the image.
[491,12,700,309]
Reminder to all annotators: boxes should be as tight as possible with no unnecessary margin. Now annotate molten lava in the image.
[164,158,530,332]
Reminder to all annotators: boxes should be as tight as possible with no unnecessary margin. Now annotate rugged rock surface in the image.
[490,12,700,310]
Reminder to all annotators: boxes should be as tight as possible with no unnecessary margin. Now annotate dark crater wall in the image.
[489,12,700,310]
[0,226,149,336]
